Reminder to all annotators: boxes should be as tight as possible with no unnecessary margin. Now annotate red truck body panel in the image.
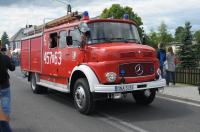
[21,36,42,73]
[21,39,30,70]
[19,14,166,114]
[21,18,159,87]
[30,37,42,72]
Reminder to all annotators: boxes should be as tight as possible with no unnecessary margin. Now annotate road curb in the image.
[158,93,200,105]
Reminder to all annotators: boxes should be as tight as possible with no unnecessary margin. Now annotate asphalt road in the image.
[9,67,200,132]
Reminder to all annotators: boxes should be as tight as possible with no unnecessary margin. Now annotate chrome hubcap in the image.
[31,75,36,90]
[144,89,151,97]
[75,86,86,109]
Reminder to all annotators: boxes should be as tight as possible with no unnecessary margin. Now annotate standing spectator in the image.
[165,47,176,86]
[157,42,166,77]
[0,40,15,132]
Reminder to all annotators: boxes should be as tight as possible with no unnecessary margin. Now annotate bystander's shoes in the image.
[198,82,200,95]
[198,88,200,95]
[166,83,176,87]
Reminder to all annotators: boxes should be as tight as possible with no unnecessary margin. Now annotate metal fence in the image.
[175,68,200,85]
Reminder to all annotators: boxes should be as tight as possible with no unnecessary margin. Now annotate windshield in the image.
[87,22,141,44]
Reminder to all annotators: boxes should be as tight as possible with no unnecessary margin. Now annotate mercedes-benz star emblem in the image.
[135,64,144,76]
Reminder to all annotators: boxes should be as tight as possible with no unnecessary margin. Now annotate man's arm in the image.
[157,50,160,60]
[163,50,167,62]
[5,55,15,71]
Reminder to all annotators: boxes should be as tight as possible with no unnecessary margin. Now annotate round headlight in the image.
[105,72,117,83]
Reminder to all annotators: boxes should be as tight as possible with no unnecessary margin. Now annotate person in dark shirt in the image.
[0,41,15,132]
[157,43,166,78]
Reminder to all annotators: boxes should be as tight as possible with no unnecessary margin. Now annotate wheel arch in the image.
[69,65,100,93]
[28,72,32,81]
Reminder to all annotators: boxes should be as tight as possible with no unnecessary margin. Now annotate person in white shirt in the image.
[165,47,176,86]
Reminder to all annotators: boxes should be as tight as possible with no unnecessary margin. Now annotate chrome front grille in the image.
[119,62,154,77]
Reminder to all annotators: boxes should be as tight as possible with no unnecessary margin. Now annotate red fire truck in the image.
[21,11,166,114]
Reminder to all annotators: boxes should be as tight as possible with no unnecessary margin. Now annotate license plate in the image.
[137,84,147,88]
[115,84,134,92]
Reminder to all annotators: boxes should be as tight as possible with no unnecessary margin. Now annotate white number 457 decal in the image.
[44,51,62,65]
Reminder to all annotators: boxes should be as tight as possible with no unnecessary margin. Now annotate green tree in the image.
[145,29,159,48]
[145,22,173,48]
[177,22,197,68]
[194,30,200,66]
[157,22,173,46]
[194,30,200,44]
[175,26,184,43]
[100,4,143,37]
[1,32,10,48]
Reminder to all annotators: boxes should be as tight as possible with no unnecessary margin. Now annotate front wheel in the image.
[132,89,156,105]
[73,78,95,114]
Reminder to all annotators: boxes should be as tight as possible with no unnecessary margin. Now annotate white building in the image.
[9,28,25,54]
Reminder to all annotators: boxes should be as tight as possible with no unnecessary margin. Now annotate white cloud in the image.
[0,5,65,37]
[0,0,200,37]
[74,0,200,33]
[126,0,200,32]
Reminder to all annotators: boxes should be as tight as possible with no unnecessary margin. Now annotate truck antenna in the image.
[53,0,72,14]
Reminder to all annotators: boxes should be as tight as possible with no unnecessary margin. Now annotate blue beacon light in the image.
[123,14,129,20]
[83,11,89,20]
[120,69,126,76]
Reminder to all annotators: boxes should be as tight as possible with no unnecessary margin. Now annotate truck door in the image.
[57,27,84,83]
[56,30,69,81]
[43,32,59,79]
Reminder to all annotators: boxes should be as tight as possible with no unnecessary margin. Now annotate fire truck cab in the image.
[21,11,166,114]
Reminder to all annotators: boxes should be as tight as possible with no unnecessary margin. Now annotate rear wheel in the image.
[30,73,47,94]
[73,78,95,114]
[132,89,156,105]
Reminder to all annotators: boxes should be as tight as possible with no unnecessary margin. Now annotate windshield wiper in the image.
[90,38,141,44]
[109,38,141,44]
[91,38,112,42]
[124,38,141,44]
[109,38,130,43]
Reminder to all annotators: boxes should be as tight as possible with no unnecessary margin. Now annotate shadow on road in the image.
[44,90,74,108]
[43,90,193,122]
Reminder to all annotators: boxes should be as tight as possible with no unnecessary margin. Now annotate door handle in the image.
[65,53,70,56]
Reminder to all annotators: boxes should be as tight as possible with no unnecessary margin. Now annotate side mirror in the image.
[79,22,90,33]
[141,35,146,44]
[66,36,73,46]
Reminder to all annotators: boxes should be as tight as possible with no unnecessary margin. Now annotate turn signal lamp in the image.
[83,11,89,20]
[123,14,129,20]
[120,69,126,76]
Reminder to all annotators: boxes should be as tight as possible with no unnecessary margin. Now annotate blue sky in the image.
[0,0,200,37]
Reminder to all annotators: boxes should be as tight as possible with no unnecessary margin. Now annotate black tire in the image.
[73,78,95,115]
[30,73,47,94]
[132,89,156,105]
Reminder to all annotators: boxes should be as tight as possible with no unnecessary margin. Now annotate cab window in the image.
[69,28,81,47]
[49,32,58,48]
[59,31,67,48]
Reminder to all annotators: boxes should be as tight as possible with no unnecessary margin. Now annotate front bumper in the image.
[94,79,166,93]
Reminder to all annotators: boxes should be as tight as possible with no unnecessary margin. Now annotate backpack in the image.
[0,53,7,84]
[158,50,166,67]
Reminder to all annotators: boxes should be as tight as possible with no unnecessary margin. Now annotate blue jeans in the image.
[0,88,11,116]
[0,88,12,132]
[166,71,175,85]
[160,66,164,78]
[0,121,12,132]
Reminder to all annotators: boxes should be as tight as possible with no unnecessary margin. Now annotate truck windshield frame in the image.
[87,22,141,44]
